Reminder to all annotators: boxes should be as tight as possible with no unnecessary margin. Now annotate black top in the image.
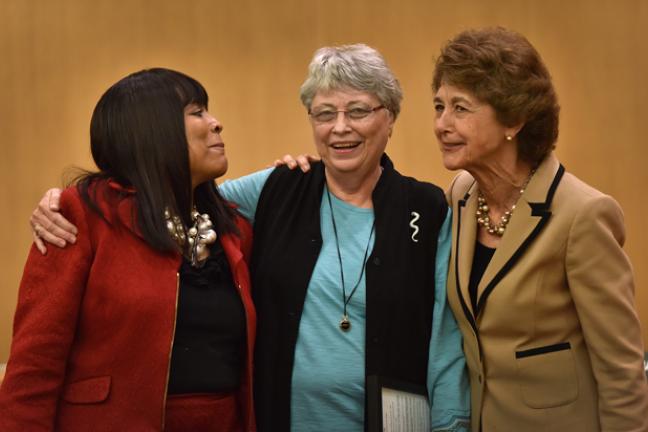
[469,242,496,313]
[167,241,246,395]
[249,154,448,431]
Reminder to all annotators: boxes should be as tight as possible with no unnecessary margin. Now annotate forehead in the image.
[434,83,478,102]
[311,87,380,107]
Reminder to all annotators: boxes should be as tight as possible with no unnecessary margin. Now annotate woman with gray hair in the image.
[30,44,470,431]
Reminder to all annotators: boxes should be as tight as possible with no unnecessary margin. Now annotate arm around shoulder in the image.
[218,167,275,223]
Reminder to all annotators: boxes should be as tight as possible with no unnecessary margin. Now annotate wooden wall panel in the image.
[1,0,647,361]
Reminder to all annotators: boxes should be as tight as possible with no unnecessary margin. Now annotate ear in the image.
[387,111,395,138]
[505,122,524,140]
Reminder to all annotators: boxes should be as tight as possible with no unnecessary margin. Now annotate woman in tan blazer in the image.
[434,28,648,431]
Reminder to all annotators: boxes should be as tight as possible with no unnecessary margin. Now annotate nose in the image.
[331,111,351,134]
[434,108,453,136]
[206,113,223,134]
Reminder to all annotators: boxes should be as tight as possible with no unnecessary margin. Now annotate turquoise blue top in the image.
[220,168,470,432]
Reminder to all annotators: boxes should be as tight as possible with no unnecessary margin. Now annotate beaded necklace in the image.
[475,169,536,236]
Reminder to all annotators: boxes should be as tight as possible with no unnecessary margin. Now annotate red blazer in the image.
[0,182,257,431]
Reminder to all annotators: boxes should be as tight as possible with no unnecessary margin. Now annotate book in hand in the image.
[367,375,430,432]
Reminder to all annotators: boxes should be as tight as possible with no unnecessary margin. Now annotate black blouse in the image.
[468,241,496,313]
[167,241,246,395]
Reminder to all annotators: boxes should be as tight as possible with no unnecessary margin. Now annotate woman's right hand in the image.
[30,188,78,254]
[271,154,319,172]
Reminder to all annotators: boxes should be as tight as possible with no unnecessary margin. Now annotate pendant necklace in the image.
[164,207,218,268]
[326,185,375,332]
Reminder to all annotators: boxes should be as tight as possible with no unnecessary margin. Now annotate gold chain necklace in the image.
[475,169,536,236]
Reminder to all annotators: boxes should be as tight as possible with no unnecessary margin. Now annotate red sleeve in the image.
[0,188,94,431]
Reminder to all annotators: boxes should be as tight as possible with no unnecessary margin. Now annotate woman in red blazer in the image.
[0,68,256,432]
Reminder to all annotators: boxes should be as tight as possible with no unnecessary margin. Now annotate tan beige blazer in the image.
[447,154,648,432]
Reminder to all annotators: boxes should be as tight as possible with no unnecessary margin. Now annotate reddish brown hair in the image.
[432,27,559,164]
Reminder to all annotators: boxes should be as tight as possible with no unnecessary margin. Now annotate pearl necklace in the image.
[165,208,218,267]
[476,169,536,236]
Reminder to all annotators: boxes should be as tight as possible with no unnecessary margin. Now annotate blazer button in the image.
[372,257,381,266]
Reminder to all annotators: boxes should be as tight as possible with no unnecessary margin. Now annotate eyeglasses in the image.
[308,105,385,124]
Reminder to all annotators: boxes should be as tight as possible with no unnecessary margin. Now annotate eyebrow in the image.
[433,95,473,105]
[185,102,205,110]
[312,100,372,108]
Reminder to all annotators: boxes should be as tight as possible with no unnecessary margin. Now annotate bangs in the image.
[172,72,209,108]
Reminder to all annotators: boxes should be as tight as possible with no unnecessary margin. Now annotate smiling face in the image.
[185,103,227,188]
[433,84,519,173]
[309,88,394,179]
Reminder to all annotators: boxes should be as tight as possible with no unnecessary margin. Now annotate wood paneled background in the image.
[1,0,647,361]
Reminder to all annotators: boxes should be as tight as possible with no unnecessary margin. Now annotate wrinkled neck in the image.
[324,165,382,208]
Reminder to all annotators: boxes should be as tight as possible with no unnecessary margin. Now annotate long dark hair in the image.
[77,68,239,253]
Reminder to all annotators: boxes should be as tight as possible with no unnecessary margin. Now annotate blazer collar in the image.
[456,154,565,318]
[85,180,141,238]
[114,190,244,271]
[99,180,244,269]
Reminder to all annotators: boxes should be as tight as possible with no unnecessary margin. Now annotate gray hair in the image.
[299,44,403,119]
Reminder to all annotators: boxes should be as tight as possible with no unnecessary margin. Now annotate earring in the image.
[505,135,513,141]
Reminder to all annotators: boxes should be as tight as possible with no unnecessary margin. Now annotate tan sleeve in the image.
[566,194,648,431]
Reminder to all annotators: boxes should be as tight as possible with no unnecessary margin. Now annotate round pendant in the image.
[339,316,351,331]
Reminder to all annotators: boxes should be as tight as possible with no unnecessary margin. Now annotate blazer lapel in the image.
[454,179,479,327]
[474,155,565,317]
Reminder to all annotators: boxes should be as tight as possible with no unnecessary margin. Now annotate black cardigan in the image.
[250,154,448,431]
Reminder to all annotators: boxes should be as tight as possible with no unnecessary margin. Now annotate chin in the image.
[441,153,467,172]
[204,164,228,182]
[327,158,365,174]
[213,156,228,176]
[214,165,228,179]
